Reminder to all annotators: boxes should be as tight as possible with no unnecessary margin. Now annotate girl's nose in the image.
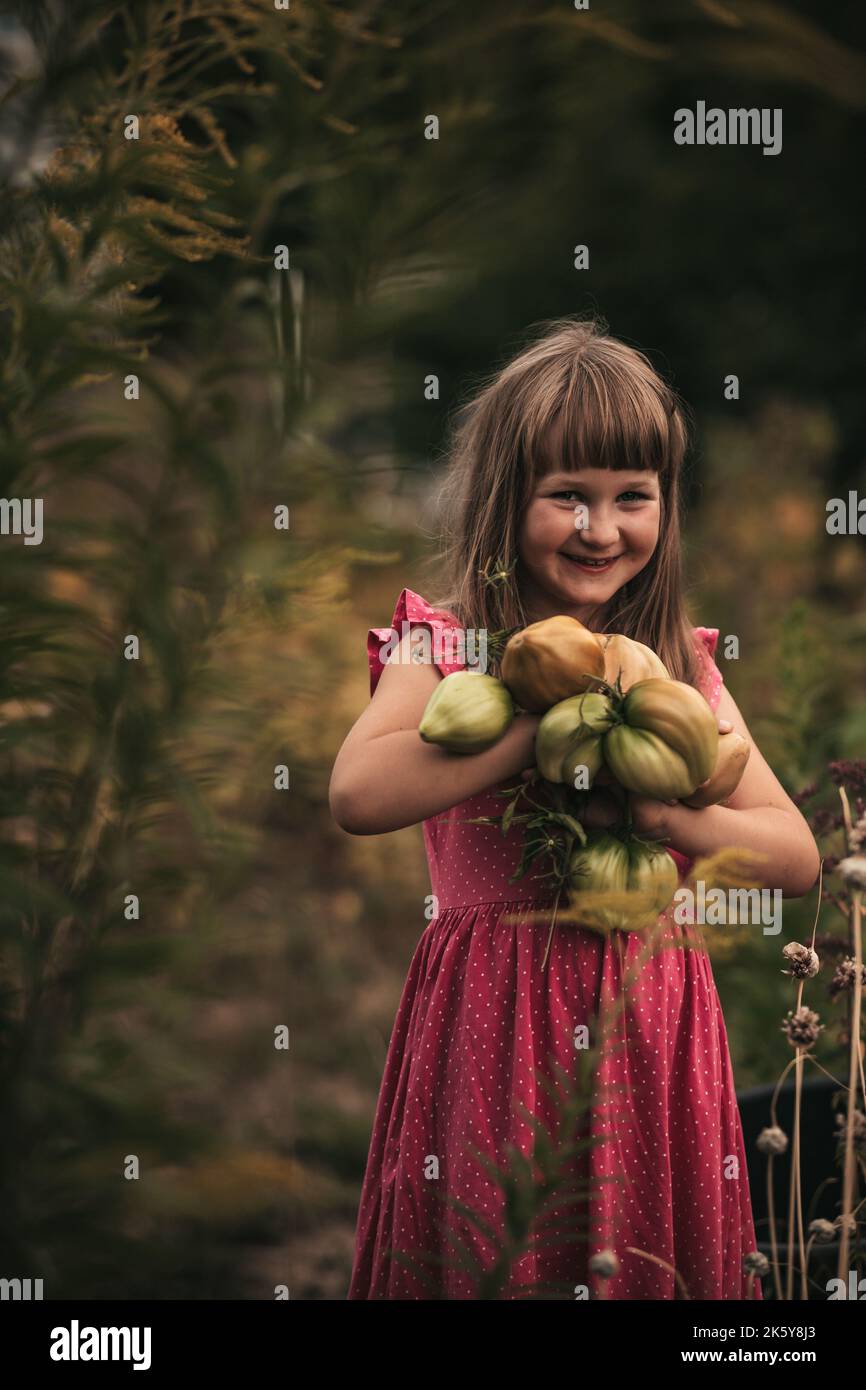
[577,522,620,546]
[576,506,619,539]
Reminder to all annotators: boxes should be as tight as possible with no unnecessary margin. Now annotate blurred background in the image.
[0,0,864,1299]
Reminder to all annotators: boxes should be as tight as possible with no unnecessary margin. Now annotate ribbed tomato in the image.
[601,633,670,692]
[418,671,514,753]
[501,615,606,713]
[535,692,615,785]
[602,678,718,800]
[683,728,750,808]
[567,830,678,932]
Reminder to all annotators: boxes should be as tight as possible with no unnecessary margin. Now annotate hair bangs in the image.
[527,351,682,484]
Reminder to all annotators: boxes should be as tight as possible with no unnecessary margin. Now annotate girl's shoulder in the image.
[691,625,720,660]
[690,625,724,708]
[367,587,466,697]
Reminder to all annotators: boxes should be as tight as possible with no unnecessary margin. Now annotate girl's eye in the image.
[551,489,651,503]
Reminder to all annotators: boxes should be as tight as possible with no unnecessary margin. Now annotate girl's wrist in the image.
[628,792,678,839]
[509,711,541,772]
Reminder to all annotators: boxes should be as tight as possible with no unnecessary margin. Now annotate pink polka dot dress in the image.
[347,588,763,1301]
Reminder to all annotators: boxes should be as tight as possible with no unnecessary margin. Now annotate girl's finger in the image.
[718,718,732,733]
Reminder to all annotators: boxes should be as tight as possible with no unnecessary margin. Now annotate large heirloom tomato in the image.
[418,671,514,753]
[536,692,615,785]
[602,678,719,800]
[683,728,750,808]
[501,615,606,714]
[567,830,679,932]
[600,633,670,691]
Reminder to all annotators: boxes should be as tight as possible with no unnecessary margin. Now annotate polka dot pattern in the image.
[348,592,760,1301]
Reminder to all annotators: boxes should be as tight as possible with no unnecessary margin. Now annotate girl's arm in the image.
[629,682,821,898]
[329,631,540,836]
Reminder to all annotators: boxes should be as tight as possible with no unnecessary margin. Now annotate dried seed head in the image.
[849,813,866,853]
[828,760,866,793]
[743,1251,769,1276]
[808,1219,836,1244]
[756,1125,788,1156]
[834,1214,858,1239]
[781,1006,824,1049]
[829,956,866,998]
[835,1109,866,1153]
[781,941,820,978]
[838,856,866,891]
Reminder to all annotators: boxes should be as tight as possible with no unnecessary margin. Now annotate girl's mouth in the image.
[560,553,620,574]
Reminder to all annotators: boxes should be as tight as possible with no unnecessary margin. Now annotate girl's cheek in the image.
[521,508,554,550]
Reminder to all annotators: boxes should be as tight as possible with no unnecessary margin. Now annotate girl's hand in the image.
[581,784,627,830]
[628,792,675,838]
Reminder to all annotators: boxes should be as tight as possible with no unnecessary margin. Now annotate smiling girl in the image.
[331,316,820,1300]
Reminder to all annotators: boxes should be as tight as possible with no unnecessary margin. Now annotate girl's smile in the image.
[559,552,621,572]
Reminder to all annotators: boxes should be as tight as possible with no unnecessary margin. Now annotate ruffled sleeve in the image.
[692,626,724,712]
[367,588,467,698]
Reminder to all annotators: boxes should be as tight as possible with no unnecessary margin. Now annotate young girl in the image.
[330,316,821,1301]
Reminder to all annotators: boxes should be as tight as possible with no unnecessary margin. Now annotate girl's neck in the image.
[519,584,611,632]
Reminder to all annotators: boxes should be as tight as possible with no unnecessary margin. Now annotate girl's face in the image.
[517,466,661,627]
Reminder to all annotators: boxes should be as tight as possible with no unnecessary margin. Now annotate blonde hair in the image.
[423,314,704,686]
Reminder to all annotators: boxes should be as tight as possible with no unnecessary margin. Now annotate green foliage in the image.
[0,0,383,1296]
